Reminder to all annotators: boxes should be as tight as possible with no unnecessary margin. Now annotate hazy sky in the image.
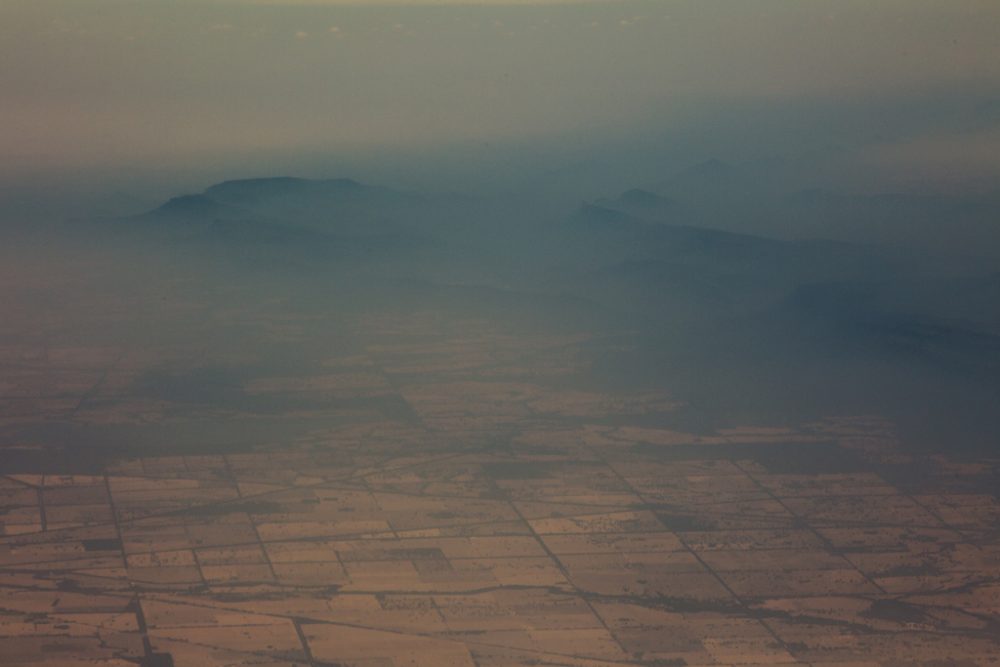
[2,0,1000,206]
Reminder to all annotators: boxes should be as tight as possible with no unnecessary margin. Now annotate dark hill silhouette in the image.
[148,194,244,219]
[137,176,433,240]
[567,203,649,234]
[595,188,680,223]
[144,177,419,218]
[566,203,783,260]
[204,177,373,205]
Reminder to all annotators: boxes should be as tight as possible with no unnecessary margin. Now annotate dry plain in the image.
[1,300,998,667]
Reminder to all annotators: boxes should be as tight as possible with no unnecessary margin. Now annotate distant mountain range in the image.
[114,169,1000,448]
[627,159,1000,261]
[145,177,421,234]
[132,172,1000,336]
[152,193,247,219]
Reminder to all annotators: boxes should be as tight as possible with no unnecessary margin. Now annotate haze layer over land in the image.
[1,2,999,666]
